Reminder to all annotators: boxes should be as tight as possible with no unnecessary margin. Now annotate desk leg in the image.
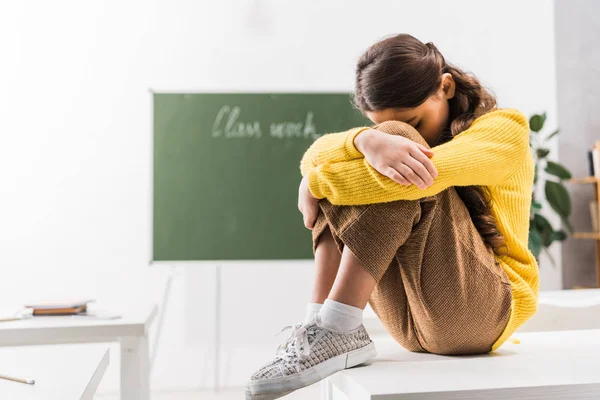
[322,378,332,399]
[120,336,150,400]
[325,378,354,400]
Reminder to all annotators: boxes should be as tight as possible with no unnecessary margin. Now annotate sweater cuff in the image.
[344,127,370,159]
[307,167,326,199]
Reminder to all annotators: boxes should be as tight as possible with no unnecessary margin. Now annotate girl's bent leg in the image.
[310,226,342,304]
[329,245,376,309]
[247,219,377,398]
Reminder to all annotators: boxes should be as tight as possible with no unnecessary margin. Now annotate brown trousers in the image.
[312,121,512,355]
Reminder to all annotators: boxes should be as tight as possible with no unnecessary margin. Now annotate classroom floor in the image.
[96,384,321,399]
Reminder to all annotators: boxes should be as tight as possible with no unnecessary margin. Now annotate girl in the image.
[246,33,538,399]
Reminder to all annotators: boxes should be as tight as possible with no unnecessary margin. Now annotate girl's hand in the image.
[354,129,438,189]
[298,175,319,229]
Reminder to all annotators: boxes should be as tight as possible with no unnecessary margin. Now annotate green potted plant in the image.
[528,112,573,264]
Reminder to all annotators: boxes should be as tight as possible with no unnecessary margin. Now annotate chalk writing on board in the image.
[212,106,262,138]
[211,105,321,140]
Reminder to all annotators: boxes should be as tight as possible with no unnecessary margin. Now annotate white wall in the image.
[0,0,558,393]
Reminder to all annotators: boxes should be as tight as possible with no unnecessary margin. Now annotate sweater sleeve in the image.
[306,108,531,205]
[299,127,370,177]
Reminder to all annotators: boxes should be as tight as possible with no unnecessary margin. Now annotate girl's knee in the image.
[373,120,429,148]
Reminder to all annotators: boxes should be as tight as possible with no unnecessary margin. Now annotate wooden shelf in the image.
[573,232,600,240]
[571,144,600,288]
[570,177,600,184]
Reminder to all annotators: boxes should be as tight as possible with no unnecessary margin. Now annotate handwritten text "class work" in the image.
[211,105,321,140]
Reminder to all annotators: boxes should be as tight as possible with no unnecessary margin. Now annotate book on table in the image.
[24,299,95,316]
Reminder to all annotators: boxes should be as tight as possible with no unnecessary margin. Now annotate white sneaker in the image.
[245,315,377,399]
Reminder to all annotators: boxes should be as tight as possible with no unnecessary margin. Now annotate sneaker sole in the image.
[246,341,377,398]
[244,390,294,400]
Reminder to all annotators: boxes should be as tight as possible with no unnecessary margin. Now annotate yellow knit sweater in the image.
[300,108,539,351]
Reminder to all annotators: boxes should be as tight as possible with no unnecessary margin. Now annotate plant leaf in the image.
[536,148,550,159]
[545,129,559,142]
[545,180,572,218]
[529,114,545,133]
[533,214,554,247]
[561,216,574,234]
[528,228,542,257]
[551,230,567,241]
[545,161,572,180]
[534,163,539,184]
[531,200,542,210]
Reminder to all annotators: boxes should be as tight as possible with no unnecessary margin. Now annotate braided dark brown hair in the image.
[354,34,506,255]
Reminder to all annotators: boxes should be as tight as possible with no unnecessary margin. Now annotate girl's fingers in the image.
[303,213,310,229]
[304,212,314,229]
[386,167,411,185]
[396,164,427,189]
[404,157,434,187]
[417,144,434,157]
[303,201,319,229]
[410,147,438,179]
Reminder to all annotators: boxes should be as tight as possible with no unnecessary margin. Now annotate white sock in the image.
[303,303,322,324]
[318,299,363,332]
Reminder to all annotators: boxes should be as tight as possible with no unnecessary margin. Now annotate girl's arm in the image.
[299,127,369,177]
[304,108,530,206]
[300,125,436,188]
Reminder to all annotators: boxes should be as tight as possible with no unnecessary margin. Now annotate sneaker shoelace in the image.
[275,323,301,353]
[275,316,320,363]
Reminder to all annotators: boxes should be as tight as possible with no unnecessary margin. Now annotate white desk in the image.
[519,288,600,332]
[364,289,600,336]
[0,344,109,399]
[327,330,600,399]
[0,306,157,400]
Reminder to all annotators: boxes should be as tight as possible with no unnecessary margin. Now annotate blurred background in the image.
[1,0,599,398]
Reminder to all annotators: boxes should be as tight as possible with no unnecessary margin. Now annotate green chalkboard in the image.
[153,93,370,261]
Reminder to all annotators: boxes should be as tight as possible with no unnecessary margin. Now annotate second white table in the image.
[0,306,157,400]
[0,344,109,400]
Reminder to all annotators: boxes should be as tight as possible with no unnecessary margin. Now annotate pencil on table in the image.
[0,373,35,385]
[0,317,22,323]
